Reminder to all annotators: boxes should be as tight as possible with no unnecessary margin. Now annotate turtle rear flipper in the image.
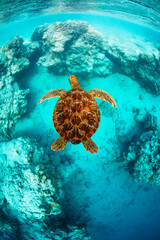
[89,89,116,107]
[38,89,66,103]
[82,138,98,153]
[51,137,68,151]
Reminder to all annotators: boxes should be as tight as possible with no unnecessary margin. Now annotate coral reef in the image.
[0,137,62,221]
[32,20,160,95]
[0,36,40,76]
[0,77,29,141]
[105,35,160,95]
[32,20,113,77]
[0,211,18,240]
[67,225,91,240]
[0,35,42,141]
[0,137,91,239]
[121,116,160,185]
[21,224,91,240]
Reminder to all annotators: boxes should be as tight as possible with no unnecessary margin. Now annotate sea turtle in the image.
[38,75,116,153]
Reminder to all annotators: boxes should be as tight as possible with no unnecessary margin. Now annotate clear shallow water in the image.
[0,12,160,46]
[0,9,160,240]
[1,0,160,31]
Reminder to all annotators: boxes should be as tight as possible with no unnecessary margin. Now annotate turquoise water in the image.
[0,11,160,240]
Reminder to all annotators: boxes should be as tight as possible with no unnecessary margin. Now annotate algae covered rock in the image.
[31,20,160,95]
[0,35,40,77]
[0,137,91,240]
[0,36,30,76]
[0,78,29,141]
[122,130,160,185]
[105,35,160,95]
[1,35,25,59]
[0,137,62,222]
[21,223,90,240]
[67,225,91,240]
[32,20,113,77]
[0,211,18,240]
[0,35,43,140]
[0,55,7,77]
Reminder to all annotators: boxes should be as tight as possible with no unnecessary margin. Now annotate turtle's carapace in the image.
[38,75,116,153]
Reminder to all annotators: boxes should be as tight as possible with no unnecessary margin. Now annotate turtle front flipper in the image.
[69,75,81,89]
[38,89,66,103]
[82,138,98,154]
[51,137,68,151]
[89,89,116,107]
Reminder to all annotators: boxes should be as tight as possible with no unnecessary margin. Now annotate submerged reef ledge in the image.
[1,20,160,97]
[0,74,29,141]
[32,20,114,77]
[31,20,160,95]
[0,35,41,141]
[121,115,160,185]
[0,137,91,239]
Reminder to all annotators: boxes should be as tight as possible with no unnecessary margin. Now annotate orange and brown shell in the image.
[52,88,100,144]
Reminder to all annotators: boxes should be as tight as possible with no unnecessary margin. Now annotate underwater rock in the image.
[0,55,7,77]
[0,211,18,240]
[0,137,91,240]
[21,223,90,240]
[0,78,29,141]
[105,36,160,95]
[0,137,62,222]
[1,35,24,59]
[0,36,30,76]
[67,225,91,240]
[0,36,41,77]
[143,114,158,131]
[32,20,160,94]
[32,20,113,77]
[7,57,30,76]
[122,128,160,185]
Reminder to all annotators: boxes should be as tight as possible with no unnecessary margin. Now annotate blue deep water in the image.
[1,8,160,240]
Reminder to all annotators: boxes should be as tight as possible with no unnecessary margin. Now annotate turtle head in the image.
[69,75,81,89]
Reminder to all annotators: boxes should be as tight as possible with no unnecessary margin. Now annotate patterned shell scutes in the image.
[53,89,100,143]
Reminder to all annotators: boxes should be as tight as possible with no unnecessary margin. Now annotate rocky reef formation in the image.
[121,115,160,185]
[0,137,62,221]
[0,75,29,141]
[0,35,40,76]
[1,21,160,97]
[22,224,91,240]
[0,210,18,240]
[0,137,90,239]
[32,20,114,77]
[0,36,42,141]
[31,20,160,95]
[105,35,160,95]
